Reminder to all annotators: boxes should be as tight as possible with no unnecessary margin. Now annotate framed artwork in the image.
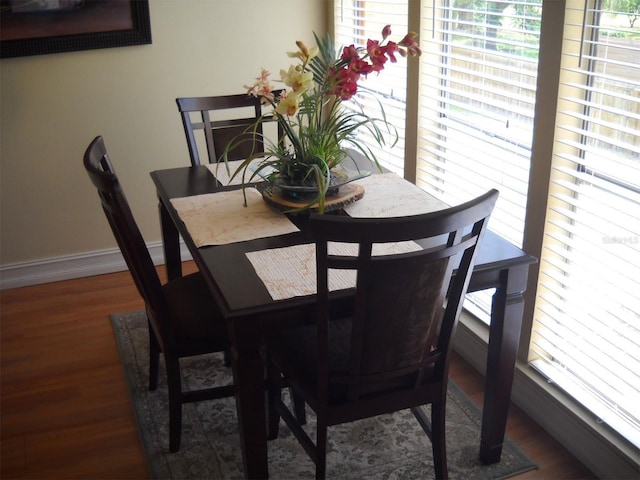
[0,0,151,59]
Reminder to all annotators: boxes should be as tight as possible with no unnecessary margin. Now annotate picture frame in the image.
[0,0,152,59]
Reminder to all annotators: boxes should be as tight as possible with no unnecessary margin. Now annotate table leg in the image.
[480,264,529,464]
[159,201,182,281]
[229,323,269,479]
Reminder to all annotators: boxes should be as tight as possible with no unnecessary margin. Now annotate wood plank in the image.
[1,269,148,480]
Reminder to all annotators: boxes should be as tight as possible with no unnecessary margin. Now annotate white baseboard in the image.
[0,242,193,291]
[454,316,640,479]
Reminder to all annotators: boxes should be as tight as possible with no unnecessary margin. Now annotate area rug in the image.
[111,310,537,480]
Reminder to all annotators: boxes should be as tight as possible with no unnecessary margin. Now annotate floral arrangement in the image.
[226,25,421,212]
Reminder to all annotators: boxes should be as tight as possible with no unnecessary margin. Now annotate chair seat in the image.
[162,272,229,354]
[268,318,437,403]
[268,318,351,374]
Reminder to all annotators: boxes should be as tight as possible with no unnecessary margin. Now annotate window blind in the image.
[530,0,640,448]
[334,0,409,175]
[417,0,542,318]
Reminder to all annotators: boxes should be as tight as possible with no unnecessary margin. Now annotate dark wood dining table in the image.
[150,162,537,479]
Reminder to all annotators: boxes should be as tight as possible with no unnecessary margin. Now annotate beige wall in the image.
[0,0,327,266]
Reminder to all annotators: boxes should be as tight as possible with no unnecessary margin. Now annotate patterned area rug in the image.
[111,310,537,480]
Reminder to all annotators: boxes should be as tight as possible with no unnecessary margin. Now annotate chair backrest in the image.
[308,189,499,401]
[83,136,167,317]
[176,93,279,165]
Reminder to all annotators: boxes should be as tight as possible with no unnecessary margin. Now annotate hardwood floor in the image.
[1,263,595,479]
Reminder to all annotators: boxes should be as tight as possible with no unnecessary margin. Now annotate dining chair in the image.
[83,135,235,453]
[265,189,499,479]
[176,92,283,166]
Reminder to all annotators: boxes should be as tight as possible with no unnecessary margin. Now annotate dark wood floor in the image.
[0,262,595,479]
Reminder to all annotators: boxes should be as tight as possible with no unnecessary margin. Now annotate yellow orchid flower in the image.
[280,65,314,94]
[286,40,319,63]
[275,92,300,116]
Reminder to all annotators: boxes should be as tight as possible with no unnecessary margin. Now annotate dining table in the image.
[150,156,537,479]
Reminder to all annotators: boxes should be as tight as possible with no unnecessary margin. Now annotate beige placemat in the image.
[246,241,422,300]
[344,173,448,217]
[170,188,299,247]
[205,159,266,186]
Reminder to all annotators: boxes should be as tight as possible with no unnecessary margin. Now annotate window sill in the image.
[453,311,640,479]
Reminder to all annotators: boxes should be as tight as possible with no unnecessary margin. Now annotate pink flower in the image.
[244,68,274,103]
[382,25,392,40]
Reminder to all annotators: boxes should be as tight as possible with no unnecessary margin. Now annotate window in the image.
[530,0,640,448]
[333,0,410,175]
[333,0,640,448]
[417,0,542,318]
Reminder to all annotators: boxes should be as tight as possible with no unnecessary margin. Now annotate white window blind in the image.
[334,0,409,175]
[530,0,640,448]
[417,0,542,319]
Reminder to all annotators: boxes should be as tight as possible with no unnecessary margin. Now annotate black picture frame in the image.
[0,0,152,59]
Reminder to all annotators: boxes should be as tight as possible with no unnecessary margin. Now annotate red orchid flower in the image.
[348,57,374,76]
[385,41,400,63]
[329,68,359,100]
[341,45,359,62]
[367,39,388,71]
[399,32,422,57]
